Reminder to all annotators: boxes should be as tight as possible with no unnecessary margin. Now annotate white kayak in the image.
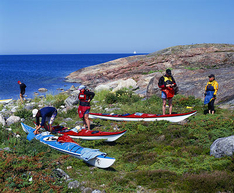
[89,111,197,122]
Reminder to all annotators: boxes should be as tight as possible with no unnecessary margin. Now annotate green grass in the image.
[1,90,234,192]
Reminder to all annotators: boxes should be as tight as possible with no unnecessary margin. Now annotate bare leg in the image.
[162,99,167,115]
[44,122,50,131]
[82,117,86,128]
[48,124,53,132]
[84,114,91,130]
[20,94,24,104]
[168,98,173,115]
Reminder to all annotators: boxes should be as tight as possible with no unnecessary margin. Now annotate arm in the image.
[158,76,166,89]
[84,90,95,101]
[34,116,42,134]
[213,81,219,98]
[171,76,177,87]
[204,82,208,96]
[213,81,218,96]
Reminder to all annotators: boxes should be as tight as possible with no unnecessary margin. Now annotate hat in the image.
[208,74,215,78]
[18,81,21,84]
[166,69,172,76]
[78,85,86,90]
[32,109,39,117]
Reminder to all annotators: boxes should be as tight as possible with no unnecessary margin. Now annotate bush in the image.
[174,95,202,107]
[105,93,117,104]
[180,171,234,192]
[14,109,32,119]
[105,89,141,105]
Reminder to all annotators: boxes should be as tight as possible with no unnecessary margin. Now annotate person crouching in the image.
[32,107,57,134]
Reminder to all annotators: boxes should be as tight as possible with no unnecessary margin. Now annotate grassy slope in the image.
[0,91,234,192]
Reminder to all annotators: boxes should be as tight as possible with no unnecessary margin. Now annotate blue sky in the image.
[0,0,233,54]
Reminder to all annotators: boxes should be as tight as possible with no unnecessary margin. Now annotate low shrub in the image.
[127,170,178,189]
[180,171,234,192]
[14,109,32,119]
[105,93,117,104]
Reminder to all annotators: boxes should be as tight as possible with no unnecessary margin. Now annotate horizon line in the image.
[0,52,149,56]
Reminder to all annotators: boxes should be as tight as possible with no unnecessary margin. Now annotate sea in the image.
[0,54,146,100]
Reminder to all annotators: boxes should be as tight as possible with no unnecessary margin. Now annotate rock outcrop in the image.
[66,43,234,105]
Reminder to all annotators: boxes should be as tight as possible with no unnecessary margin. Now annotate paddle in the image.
[27,132,36,141]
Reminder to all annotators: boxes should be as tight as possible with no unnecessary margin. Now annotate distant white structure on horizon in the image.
[133,51,137,54]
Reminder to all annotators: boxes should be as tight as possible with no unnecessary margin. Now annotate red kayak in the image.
[89,111,197,122]
[52,126,127,142]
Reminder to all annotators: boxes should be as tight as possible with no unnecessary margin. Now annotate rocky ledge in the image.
[66,43,234,107]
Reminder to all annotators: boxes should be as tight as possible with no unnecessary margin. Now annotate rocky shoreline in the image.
[66,43,234,108]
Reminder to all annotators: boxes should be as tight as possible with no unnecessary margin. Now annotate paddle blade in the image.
[27,132,36,141]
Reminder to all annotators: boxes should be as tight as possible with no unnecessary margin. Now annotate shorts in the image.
[21,91,25,95]
[45,110,57,125]
[161,91,167,99]
[84,109,90,115]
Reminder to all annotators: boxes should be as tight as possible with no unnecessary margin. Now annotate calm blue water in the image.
[0,54,146,100]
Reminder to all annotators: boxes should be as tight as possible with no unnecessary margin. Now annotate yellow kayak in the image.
[0,99,12,104]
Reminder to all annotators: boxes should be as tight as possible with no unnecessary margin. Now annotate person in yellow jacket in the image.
[204,74,219,114]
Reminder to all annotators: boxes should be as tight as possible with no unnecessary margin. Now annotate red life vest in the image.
[78,90,90,101]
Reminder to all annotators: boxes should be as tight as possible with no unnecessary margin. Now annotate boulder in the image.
[82,187,93,193]
[68,180,80,189]
[6,116,20,126]
[65,93,79,107]
[210,136,234,158]
[92,190,102,193]
[0,114,6,126]
[38,88,48,92]
[54,168,71,181]
[69,85,76,91]
[112,78,138,92]
[11,106,18,113]
[95,85,110,92]
[24,104,34,110]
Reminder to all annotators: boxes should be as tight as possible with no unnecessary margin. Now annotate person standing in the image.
[32,107,57,134]
[158,69,177,115]
[78,85,95,130]
[204,74,219,114]
[18,81,26,103]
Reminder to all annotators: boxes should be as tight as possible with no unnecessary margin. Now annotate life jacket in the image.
[161,76,175,98]
[163,76,173,85]
[205,80,218,95]
[78,89,90,102]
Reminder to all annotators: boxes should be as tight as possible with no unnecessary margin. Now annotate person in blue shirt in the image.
[32,107,57,134]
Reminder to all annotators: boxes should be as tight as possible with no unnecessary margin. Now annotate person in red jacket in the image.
[78,85,95,130]
[158,69,177,115]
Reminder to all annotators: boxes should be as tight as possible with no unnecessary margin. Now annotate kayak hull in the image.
[55,127,127,142]
[0,99,12,104]
[89,111,197,122]
[21,123,115,168]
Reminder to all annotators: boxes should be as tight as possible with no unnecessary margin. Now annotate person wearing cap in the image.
[77,85,95,130]
[158,69,177,115]
[204,74,219,114]
[18,81,26,103]
[32,107,57,134]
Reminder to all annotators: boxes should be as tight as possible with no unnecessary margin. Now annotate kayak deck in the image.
[21,123,115,168]
[89,111,197,122]
[53,126,127,142]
